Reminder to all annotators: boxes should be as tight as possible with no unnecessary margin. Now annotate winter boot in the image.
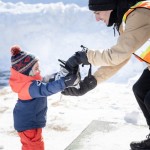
[130,134,150,150]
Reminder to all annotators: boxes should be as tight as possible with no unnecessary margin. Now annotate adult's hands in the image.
[61,74,97,96]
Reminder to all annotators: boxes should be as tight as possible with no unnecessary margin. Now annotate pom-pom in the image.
[11,45,21,56]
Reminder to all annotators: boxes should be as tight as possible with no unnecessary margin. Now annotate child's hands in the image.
[64,73,80,87]
[42,63,81,87]
[58,59,81,87]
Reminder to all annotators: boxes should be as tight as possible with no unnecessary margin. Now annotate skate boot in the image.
[130,134,150,150]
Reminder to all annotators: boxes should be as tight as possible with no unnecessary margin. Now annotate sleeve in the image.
[29,78,66,98]
[93,57,130,84]
[87,8,150,67]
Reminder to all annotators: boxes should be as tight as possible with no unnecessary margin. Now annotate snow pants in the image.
[133,68,150,126]
[18,128,44,150]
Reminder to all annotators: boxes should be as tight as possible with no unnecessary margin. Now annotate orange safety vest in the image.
[122,1,150,63]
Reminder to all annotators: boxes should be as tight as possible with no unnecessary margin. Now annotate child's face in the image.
[32,62,40,76]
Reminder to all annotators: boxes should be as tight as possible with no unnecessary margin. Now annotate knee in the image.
[132,82,141,95]
[144,93,150,106]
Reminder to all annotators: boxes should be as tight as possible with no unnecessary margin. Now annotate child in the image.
[9,45,79,150]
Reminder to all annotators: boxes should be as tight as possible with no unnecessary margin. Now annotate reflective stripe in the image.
[134,40,150,63]
[123,1,150,25]
[122,1,150,63]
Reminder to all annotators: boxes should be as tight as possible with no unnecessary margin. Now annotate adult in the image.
[62,0,150,150]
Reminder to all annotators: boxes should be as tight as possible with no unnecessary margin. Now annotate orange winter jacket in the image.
[9,68,66,132]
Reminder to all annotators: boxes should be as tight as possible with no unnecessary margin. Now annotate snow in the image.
[0,82,149,149]
[0,1,149,150]
[0,83,148,150]
[1,0,88,6]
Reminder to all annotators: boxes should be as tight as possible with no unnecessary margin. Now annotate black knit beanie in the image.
[89,0,117,11]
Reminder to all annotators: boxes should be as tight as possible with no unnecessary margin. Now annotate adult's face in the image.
[94,10,113,26]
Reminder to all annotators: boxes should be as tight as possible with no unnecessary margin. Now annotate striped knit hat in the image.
[11,45,38,76]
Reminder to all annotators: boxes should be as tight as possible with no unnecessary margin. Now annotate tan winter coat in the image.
[87,8,150,84]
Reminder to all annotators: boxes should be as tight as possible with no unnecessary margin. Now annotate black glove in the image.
[58,59,79,75]
[65,45,90,70]
[64,73,80,88]
[61,74,97,96]
[57,59,81,87]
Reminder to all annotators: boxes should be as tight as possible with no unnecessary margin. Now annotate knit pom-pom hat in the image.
[11,45,38,76]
